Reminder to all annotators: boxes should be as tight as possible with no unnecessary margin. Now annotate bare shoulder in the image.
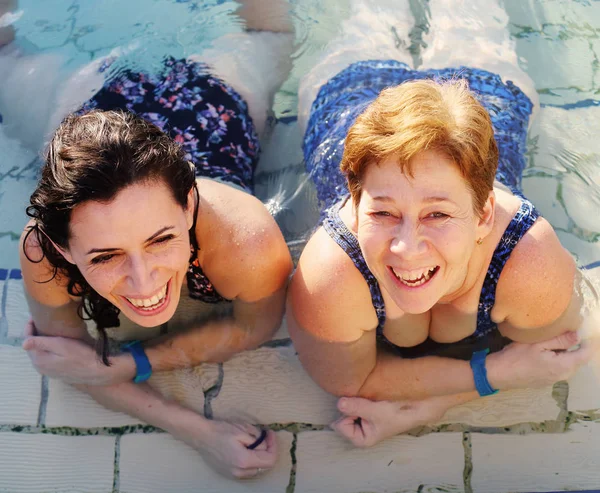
[195,179,292,301]
[19,219,72,307]
[289,225,377,343]
[494,214,576,329]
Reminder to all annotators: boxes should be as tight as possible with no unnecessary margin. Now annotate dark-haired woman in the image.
[18,2,294,479]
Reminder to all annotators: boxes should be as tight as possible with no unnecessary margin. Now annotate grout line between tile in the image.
[0,271,8,342]
[285,432,298,493]
[36,376,49,427]
[462,431,473,493]
[112,435,121,493]
[203,363,224,420]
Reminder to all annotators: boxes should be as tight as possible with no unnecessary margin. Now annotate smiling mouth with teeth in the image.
[124,282,169,312]
[390,266,439,287]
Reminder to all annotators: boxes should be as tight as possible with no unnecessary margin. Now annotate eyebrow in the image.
[86,226,176,255]
[371,195,455,204]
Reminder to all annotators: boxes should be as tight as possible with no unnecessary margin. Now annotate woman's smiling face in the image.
[356,150,494,314]
[62,179,195,327]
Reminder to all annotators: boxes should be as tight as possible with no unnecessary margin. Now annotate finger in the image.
[337,396,376,417]
[239,424,266,450]
[231,467,262,480]
[539,331,580,351]
[22,336,57,353]
[331,416,367,447]
[245,431,278,468]
[246,429,267,450]
[23,320,36,338]
[563,340,594,366]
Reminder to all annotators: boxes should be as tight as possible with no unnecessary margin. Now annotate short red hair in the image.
[340,79,498,214]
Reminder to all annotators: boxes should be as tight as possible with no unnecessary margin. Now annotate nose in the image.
[126,254,157,294]
[389,220,427,259]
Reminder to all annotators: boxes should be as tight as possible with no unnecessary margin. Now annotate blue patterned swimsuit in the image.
[81,57,260,304]
[305,61,539,359]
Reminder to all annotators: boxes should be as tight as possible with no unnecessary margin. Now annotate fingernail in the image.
[338,398,347,411]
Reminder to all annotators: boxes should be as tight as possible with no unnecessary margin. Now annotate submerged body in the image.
[15,1,294,478]
[289,0,591,447]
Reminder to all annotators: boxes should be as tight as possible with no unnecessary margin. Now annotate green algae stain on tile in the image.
[462,432,474,493]
[285,433,298,493]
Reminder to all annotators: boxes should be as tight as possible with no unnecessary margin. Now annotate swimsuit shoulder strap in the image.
[477,195,540,336]
[321,199,387,332]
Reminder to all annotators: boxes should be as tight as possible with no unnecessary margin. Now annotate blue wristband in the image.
[121,340,153,384]
[470,349,498,397]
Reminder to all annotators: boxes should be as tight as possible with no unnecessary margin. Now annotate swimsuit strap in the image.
[476,195,540,337]
[186,187,230,304]
[322,199,387,331]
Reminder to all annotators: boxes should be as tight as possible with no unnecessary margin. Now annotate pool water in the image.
[0,0,598,272]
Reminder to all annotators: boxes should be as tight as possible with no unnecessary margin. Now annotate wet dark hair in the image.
[24,110,198,365]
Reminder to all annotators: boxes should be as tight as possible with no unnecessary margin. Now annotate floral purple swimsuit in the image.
[80,57,260,303]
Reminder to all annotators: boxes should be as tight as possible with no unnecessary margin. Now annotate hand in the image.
[184,420,278,479]
[487,331,593,391]
[331,396,444,448]
[22,320,134,386]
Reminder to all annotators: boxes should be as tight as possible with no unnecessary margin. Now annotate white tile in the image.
[438,386,559,427]
[147,364,220,416]
[568,362,600,412]
[0,433,115,493]
[557,230,600,268]
[535,106,600,156]
[119,431,293,493]
[45,363,221,427]
[258,121,303,173]
[5,277,30,339]
[519,37,594,92]
[295,430,465,493]
[521,176,569,231]
[45,378,142,428]
[471,421,600,492]
[0,345,41,425]
[0,272,5,327]
[211,346,338,425]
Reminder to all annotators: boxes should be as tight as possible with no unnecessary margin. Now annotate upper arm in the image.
[495,217,581,343]
[202,191,292,303]
[200,189,292,333]
[287,228,379,396]
[19,221,88,340]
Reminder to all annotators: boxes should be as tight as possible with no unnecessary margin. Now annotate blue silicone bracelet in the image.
[470,349,498,397]
[121,340,153,384]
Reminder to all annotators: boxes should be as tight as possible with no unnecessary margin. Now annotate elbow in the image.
[245,317,282,350]
[355,379,380,401]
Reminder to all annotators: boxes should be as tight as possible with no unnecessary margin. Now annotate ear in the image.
[185,186,196,230]
[38,228,76,264]
[476,190,495,239]
[51,240,75,265]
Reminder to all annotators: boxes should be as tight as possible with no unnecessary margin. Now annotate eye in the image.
[152,234,175,245]
[427,212,448,219]
[372,211,393,218]
[90,254,117,265]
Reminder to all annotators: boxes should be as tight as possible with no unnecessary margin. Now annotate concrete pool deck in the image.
[1,261,600,493]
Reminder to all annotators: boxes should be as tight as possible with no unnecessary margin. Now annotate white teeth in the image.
[126,283,168,309]
[392,267,438,287]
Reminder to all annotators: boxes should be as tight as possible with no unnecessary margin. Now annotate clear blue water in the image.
[0,0,598,272]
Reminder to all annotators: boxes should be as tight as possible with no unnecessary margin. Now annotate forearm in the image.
[356,352,478,401]
[143,289,286,372]
[144,316,274,372]
[74,381,211,440]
